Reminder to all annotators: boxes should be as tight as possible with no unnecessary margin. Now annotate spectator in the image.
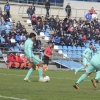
[65,36,72,46]
[65,3,71,18]
[4,2,10,18]
[55,15,60,23]
[27,6,33,19]
[15,53,23,68]
[1,29,6,37]
[67,24,74,34]
[89,7,97,19]
[20,42,24,51]
[45,0,50,17]
[82,35,87,42]
[60,35,65,46]
[32,3,35,14]
[3,12,9,22]
[54,36,60,45]
[5,36,11,48]
[10,35,16,47]
[0,15,5,25]
[21,28,27,35]
[48,35,54,43]
[15,33,21,43]
[20,33,26,42]
[36,21,42,35]
[31,15,37,30]
[7,53,16,68]
[36,37,42,49]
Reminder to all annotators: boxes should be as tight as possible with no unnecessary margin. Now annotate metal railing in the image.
[18,4,100,19]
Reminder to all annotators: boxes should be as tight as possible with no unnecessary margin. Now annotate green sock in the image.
[76,66,84,73]
[38,67,43,80]
[95,71,100,80]
[25,68,34,79]
[76,74,87,84]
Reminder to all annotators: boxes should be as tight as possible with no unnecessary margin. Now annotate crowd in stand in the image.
[0,3,42,53]
[29,13,100,47]
[1,2,100,52]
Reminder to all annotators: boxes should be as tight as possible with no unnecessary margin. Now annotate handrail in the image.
[18,4,100,19]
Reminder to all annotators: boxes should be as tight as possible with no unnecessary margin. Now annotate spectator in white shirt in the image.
[20,33,26,42]
[10,35,16,47]
[20,42,24,51]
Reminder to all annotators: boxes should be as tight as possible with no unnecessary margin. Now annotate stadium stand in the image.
[0,1,100,70]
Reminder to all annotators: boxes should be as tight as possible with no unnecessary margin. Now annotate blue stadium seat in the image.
[82,47,85,51]
[6,22,12,26]
[95,43,99,48]
[44,32,50,37]
[62,46,67,50]
[58,45,63,50]
[77,46,82,51]
[14,46,20,52]
[16,43,20,48]
[67,46,73,51]
[72,46,77,50]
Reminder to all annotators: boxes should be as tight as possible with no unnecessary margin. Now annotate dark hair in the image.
[49,42,53,44]
[29,32,36,38]
[90,42,92,45]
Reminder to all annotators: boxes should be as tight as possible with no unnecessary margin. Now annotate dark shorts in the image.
[43,55,49,65]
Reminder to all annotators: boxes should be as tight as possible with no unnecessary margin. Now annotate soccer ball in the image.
[44,76,50,82]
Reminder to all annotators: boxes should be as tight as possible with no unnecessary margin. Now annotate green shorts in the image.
[27,54,41,65]
[86,61,100,73]
[86,63,95,73]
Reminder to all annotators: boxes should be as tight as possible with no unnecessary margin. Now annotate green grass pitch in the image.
[0,69,100,100]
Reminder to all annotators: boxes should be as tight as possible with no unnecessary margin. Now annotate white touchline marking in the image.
[0,95,27,100]
[0,73,91,82]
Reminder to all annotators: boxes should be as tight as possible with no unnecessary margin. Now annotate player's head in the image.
[49,42,53,48]
[29,32,36,41]
[89,43,93,49]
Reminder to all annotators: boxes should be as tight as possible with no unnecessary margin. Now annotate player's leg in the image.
[73,63,95,89]
[24,63,35,82]
[75,58,87,74]
[95,71,100,81]
[91,71,100,88]
[32,55,46,82]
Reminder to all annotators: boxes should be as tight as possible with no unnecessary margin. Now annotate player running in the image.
[24,33,46,82]
[73,47,100,89]
[75,43,93,74]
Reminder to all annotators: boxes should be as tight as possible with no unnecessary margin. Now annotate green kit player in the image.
[75,44,93,74]
[73,47,100,89]
[24,33,46,82]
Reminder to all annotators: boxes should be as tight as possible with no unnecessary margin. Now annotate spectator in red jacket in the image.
[15,53,23,68]
[82,35,87,42]
[31,15,37,30]
[68,24,74,33]
[20,54,32,69]
[89,7,96,14]
[8,53,19,68]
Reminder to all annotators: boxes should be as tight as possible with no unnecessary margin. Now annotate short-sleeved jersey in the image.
[83,48,93,59]
[44,46,52,57]
[24,38,33,58]
[91,47,100,64]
